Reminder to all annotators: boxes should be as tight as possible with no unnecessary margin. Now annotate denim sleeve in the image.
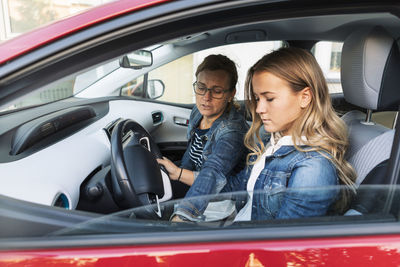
[221,165,250,193]
[276,156,339,219]
[175,129,247,220]
[180,145,195,170]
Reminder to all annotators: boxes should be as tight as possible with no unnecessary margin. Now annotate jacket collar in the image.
[263,133,308,157]
[190,106,236,139]
[270,145,298,157]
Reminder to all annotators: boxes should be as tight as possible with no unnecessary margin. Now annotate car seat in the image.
[340,26,400,215]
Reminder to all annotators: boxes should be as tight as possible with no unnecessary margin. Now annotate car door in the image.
[1,0,400,266]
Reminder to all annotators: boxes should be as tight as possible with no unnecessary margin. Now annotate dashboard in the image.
[0,98,191,210]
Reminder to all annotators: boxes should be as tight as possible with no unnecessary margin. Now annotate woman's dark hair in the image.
[195,54,238,91]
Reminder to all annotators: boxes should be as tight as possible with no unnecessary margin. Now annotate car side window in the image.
[121,41,284,104]
[120,55,194,103]
[120,75,145,97]
[312,41,343,93]
[148,54,195,104]
[312,41,398,128]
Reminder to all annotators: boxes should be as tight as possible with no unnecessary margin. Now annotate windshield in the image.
[0,60,120,113]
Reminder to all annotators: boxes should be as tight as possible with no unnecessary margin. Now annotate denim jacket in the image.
[223,145,339,221]
[175,105,248,221]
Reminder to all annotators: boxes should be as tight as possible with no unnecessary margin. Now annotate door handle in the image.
[174,117,189,126]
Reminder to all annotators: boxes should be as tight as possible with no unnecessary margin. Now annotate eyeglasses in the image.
[193,81,230,99]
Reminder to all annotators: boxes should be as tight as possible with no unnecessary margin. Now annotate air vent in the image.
[53,193,70,209]
[152,111,163,125]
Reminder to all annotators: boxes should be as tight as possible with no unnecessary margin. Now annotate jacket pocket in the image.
[259,170,289,217]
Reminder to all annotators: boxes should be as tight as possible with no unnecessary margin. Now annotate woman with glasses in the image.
[157,54,248,222]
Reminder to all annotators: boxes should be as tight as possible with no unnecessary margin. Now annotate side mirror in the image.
[147,80,165,99]
[119,50,153,69]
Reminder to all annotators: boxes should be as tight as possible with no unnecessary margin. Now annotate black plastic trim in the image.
[10,106,96,155]
[0,195,99,239]
[384,106,400,214]
[151,111,163,125]
[379,41,400,111]
[1,216,400,250]
[158,141,188,152]
[0,98,110,163]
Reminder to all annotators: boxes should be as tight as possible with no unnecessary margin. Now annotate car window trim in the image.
[2,215,400,250]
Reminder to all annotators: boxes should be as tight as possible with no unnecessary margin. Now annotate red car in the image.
[1,0,400,266]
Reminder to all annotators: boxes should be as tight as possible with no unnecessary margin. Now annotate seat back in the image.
[341,26,400,214]
[342,111,394,186]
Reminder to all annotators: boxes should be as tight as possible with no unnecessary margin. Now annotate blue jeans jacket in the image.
[222,145,339,220]
[175,105,248,221]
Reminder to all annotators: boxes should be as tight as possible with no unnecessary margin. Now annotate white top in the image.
[234,133,297,221]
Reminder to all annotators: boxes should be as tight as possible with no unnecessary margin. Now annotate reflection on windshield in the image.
[0,60,119,114]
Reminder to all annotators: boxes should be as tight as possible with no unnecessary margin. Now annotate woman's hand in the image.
[170,215,185,222]
[157,157,194,185]
[157,157,181,180]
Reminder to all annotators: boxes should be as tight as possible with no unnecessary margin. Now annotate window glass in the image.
[120,75,145,97]
[0,40,344,113]
[123,41,284,105]
[10,185,397,238]
[312,41,343,93]
[192,41,283,102]
[148,54,195,104]
[330,42,342,71]
[1,60,119,113]
[73,60,119,93]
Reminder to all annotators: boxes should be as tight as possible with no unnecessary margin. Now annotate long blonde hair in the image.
[244,47,356,213]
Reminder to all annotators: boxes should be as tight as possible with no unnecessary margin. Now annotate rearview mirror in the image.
[119,50,153,69]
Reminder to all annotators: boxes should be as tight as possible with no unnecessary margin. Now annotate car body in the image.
[1,0,400,266]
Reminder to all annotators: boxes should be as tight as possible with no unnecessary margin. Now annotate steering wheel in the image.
[110,119,171,218]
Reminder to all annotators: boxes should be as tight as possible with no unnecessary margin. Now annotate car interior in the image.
[0,4,400,241]
[340,26,400,215]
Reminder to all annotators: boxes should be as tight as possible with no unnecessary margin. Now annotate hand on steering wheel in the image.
[110,119,171,218]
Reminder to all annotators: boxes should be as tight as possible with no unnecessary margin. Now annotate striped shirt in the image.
[189,127,209,170]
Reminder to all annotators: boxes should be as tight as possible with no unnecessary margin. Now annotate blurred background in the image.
[0,0,111,41]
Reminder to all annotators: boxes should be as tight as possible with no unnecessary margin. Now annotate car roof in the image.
[0,0,170,65]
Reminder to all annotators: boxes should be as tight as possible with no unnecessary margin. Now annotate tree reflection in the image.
[10,0,57,33]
